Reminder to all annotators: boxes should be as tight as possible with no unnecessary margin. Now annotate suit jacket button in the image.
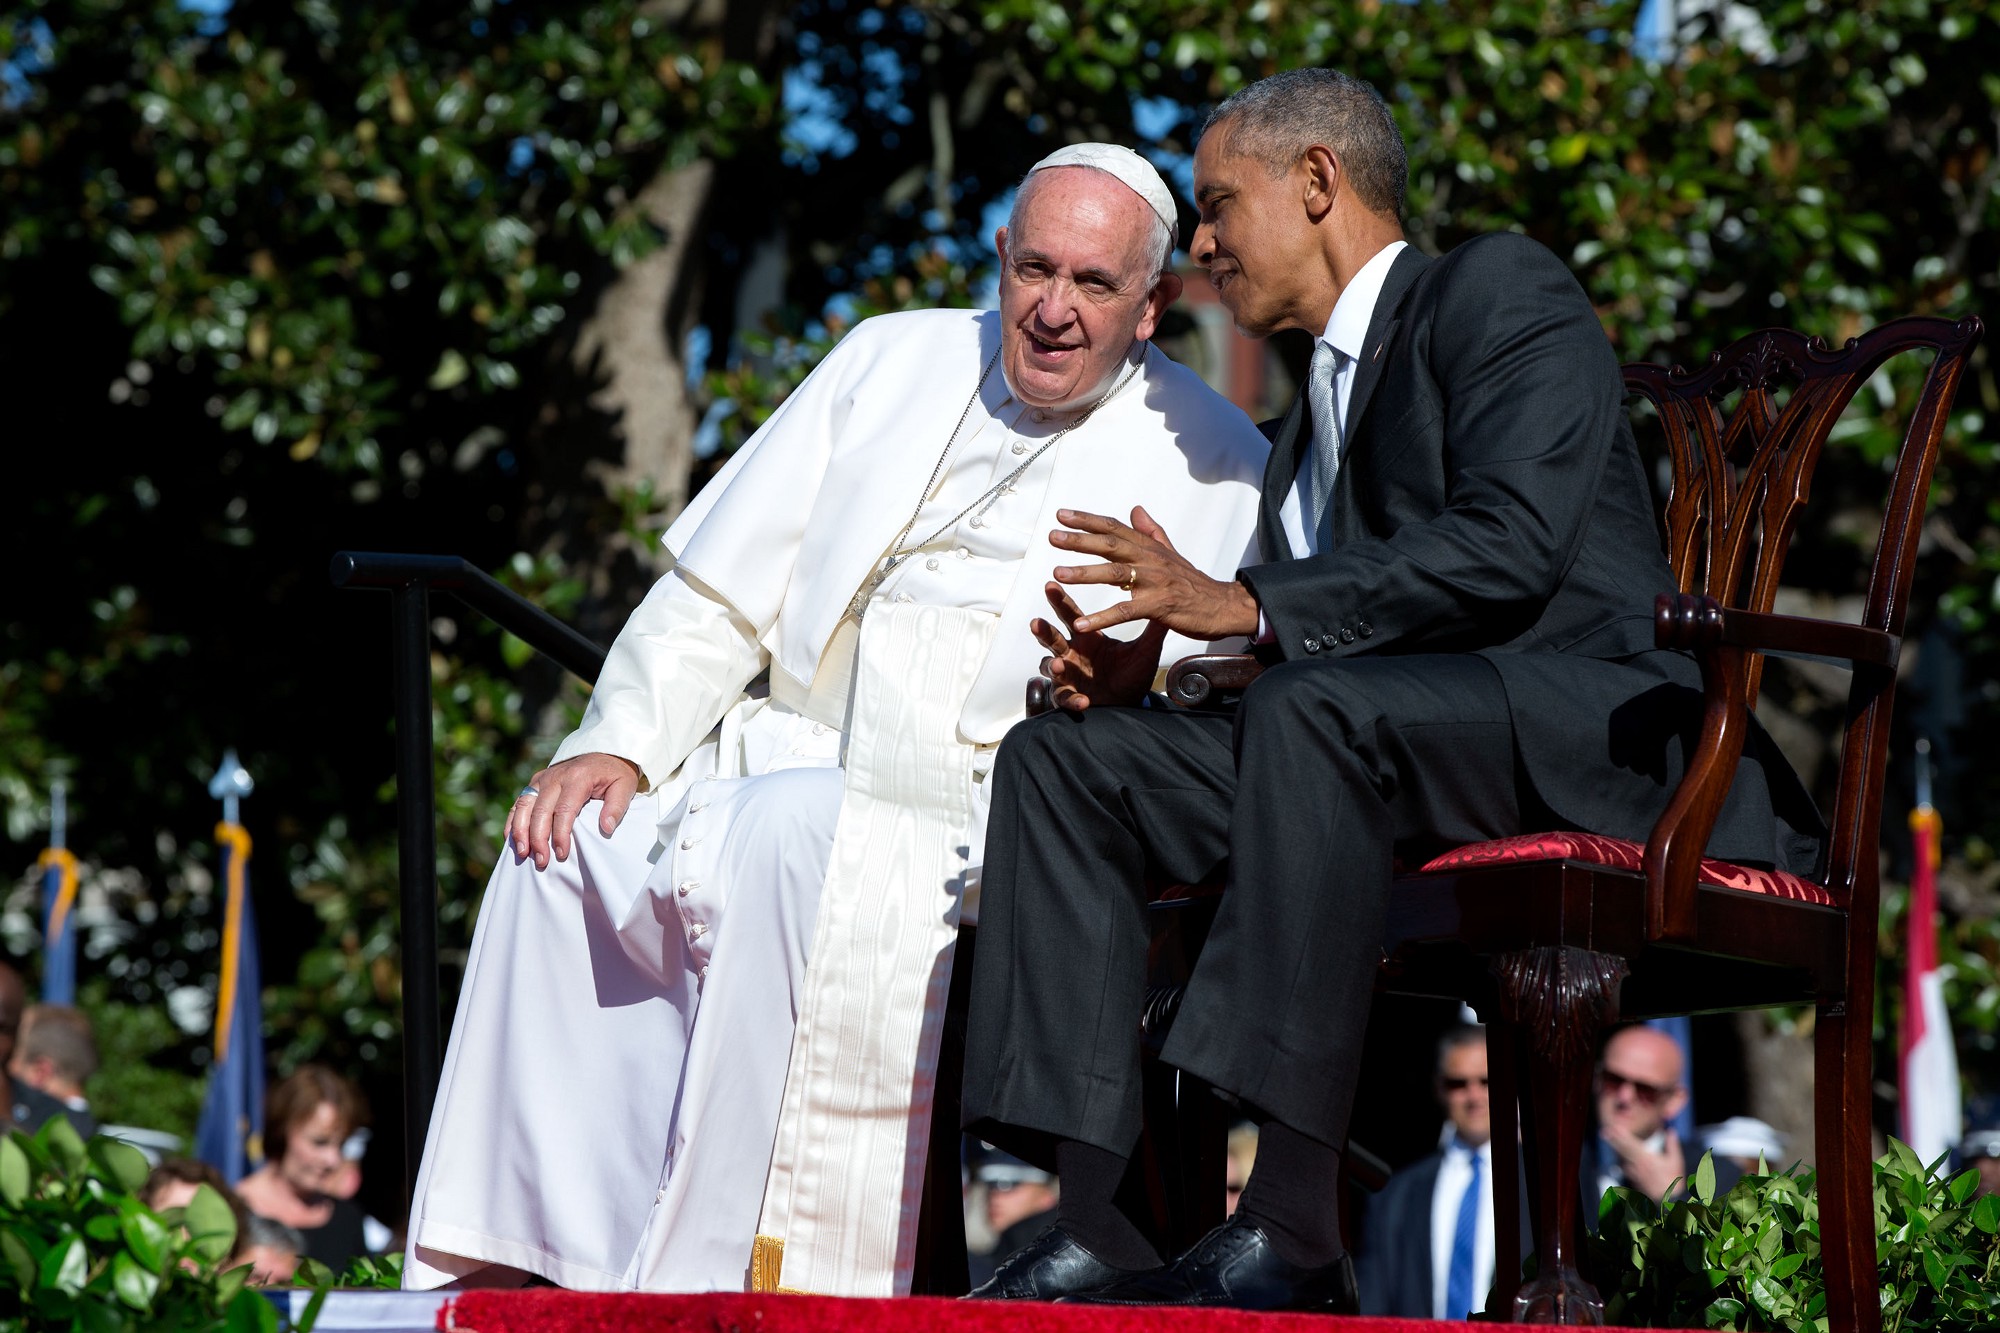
[1303,637,1322,654]
[1339,627,1355,644]
[1357,621,1373,638]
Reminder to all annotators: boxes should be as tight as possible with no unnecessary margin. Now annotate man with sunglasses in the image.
[1355,1026,1513,1319]
[1592,1026,1738,1210]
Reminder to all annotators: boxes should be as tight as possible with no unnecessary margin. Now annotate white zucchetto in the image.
[1027,143,1179,235]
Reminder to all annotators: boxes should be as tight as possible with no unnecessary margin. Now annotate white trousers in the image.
[404,766,845,1292]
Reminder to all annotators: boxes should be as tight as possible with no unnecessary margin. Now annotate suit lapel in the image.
[1339,245,1429,462]
[1257,389,1307,563]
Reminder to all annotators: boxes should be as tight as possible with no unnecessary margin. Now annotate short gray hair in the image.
[19,1005,98,1085]
[1200,69,1407,218]
[1436,1023,1485,1077]
[1008,166,1176,280]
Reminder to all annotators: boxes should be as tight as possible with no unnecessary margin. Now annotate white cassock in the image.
[403,307,1268,1296]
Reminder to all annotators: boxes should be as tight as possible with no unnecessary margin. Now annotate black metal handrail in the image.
[330,551,607,1203]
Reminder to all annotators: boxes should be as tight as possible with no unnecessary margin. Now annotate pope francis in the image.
[403,144,1269,1297]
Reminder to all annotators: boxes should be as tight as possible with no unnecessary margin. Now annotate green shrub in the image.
[0,1118,275,1332]
[1589,1142,2000,1331]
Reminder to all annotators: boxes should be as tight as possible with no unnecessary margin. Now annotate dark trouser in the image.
[963,654,1544,1159]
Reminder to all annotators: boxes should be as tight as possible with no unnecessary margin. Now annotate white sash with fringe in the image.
[750,602,996,1295]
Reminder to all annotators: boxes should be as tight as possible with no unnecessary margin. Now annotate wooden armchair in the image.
[1046,314,1982,1326]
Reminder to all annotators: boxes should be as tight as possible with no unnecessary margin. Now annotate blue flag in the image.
[195,823,265,1184]
[37,848,79,1005]
[1646,1015,1696,1145]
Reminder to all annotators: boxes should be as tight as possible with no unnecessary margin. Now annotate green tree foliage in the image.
[0,0,772,468]
[2,0,1995,1194]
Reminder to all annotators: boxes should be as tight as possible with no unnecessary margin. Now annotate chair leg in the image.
[1493,946,1628,1326]
[1814,1000,1882,1333]
[1486,1018,1526,1314]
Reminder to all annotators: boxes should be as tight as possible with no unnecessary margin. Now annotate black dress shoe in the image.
[963,1226,1136,1301]
[1061,1220,1359,1313]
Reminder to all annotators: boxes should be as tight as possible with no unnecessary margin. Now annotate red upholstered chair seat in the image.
[1416,831,1834,906]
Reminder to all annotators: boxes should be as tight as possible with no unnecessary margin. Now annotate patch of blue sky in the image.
[1,17,56,110]
[1132,95,1183,142]
[1129,94,1199,216]
[684,324,712,390]
[1633,0,1674,60]
[181,0,231,37]
[860,44,912,123]
[783,62,858,171]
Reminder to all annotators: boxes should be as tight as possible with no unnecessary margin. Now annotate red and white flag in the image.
[1899,739,1961,1167]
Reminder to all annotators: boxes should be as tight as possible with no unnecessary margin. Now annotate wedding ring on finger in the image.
[517,785,540,800]
[1120,564,1137,592]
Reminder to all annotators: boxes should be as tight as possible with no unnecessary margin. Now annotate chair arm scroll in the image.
[1653,594,1899,669]
[1163,654,1266,707]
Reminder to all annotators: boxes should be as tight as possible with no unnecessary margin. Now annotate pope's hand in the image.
[1052,506,1261,641]
[1032,582,1168,712]
[508,753,643,870]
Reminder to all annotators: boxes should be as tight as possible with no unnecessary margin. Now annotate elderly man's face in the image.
[994,167,1176,409]
[1596,1028,1687,1142]
[1439,1040,1491,1148]
[1190,126,1324,339]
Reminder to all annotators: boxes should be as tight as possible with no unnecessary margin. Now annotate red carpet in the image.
[439,1292,1657,1333]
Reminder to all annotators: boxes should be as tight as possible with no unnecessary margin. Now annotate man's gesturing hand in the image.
[1052,506,1261,641]
[1032,583,1168,712]
[508,752,643,870]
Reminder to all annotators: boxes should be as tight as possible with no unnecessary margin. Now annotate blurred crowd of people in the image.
[6,941,1995,1308]
[0,959,391,1286]
[961,1017,2000,1321]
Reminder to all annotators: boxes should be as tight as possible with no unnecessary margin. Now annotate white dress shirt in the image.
[1278,238,1409,559]
[1429,1131,1496,1321]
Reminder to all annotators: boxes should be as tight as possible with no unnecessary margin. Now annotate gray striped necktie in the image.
[1307,338,1347,539]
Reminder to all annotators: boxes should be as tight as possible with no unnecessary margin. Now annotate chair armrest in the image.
[1163,654,1266,707]
[1642,593,1872,945]
[1026,676,1053,718]
[1654,593,1900,669]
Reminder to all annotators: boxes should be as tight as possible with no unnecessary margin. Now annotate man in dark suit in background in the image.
[1356,1026,1502,1319]
[0,964,87,1137]
[960,67,1819,1312]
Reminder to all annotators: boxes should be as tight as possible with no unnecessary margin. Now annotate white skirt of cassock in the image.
[403,711,847,1293]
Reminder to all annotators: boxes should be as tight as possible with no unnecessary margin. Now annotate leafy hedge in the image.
[0,1118,272,1331]
[1590,1143,2000,1331]
[0,1118,401,1332]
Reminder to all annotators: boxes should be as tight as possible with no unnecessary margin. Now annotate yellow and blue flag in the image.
[194,821,266,1184]
[37,845,79,1005]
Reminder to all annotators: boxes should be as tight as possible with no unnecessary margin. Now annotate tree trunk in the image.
[1734,1010,1818,1168]
[521,0,786,644]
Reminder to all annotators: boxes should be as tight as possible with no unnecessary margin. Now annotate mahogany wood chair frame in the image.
[1004,314,1982,1325]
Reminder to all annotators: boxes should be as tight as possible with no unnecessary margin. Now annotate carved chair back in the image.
[1623,316,1981,936]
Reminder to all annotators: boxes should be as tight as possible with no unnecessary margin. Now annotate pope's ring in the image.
[1120,564,1137,592]
[518,785,540,800]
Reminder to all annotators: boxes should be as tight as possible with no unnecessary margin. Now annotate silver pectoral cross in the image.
[845,556,905,623]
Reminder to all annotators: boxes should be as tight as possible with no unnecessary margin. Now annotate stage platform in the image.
[270,1288,1660,1333]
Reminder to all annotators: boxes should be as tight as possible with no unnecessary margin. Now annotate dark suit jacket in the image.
[9,1077,95,1139]
[1356,1144,1533,1319]
[1237,236,1820,870]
